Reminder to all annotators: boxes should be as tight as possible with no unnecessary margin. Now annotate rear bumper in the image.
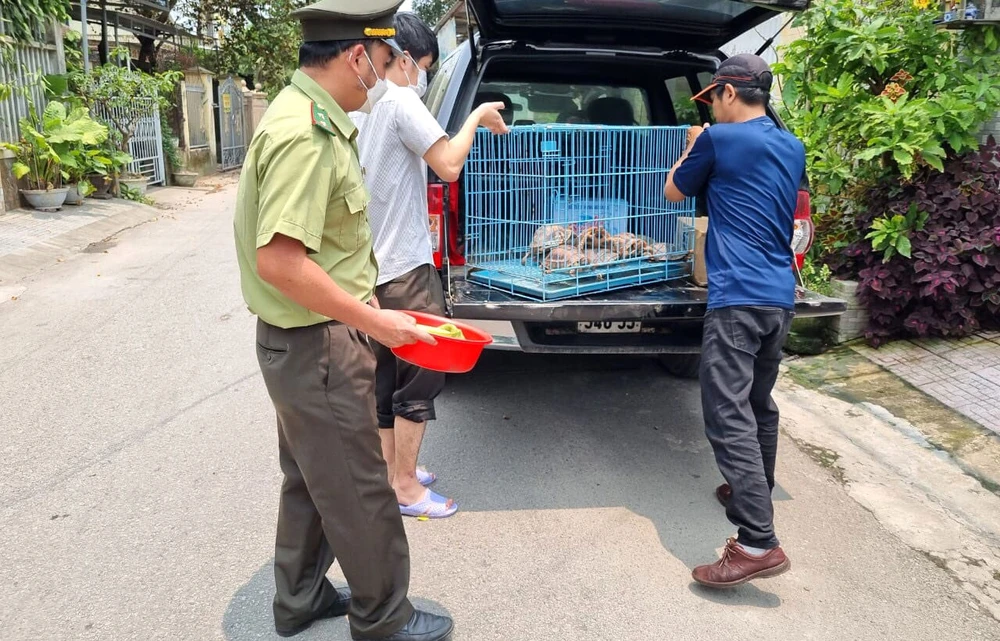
[450,276,846,321]
[449,277,847,355]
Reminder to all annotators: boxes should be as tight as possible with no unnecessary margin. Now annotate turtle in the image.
[541,245,587,275]
[576,225,611,250]
[580,247,620,280]
[646,242,670,262]
[521,224,576,265]
[609,232,650,259]
[581,248,619,266]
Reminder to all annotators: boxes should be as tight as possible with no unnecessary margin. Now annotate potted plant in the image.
[62,148,103,203]
[48,105,110,205]
[1,107,70,211]
[172,164,198,187]
[119,172,149,196]
[76,48,182,200]
[84,144,132,200]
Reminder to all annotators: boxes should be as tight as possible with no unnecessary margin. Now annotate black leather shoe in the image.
[355,609,454,641]
[275,587,352,638]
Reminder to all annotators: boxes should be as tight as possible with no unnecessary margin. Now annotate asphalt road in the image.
[0,185,995,641]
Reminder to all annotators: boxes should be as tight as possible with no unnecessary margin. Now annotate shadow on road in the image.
[431,351,789,608]
[222,351,782,636]
[222,561,452,640]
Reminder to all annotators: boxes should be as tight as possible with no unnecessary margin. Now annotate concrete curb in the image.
[0,178,235,287]
[0,200,161,285]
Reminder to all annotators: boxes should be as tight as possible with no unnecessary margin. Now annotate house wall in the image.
[179,68,217,176]
[0,18,65,214]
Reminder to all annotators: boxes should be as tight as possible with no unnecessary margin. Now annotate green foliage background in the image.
[773,0,1000,259]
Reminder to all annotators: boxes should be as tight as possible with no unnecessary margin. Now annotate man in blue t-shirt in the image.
[664,54,806,589]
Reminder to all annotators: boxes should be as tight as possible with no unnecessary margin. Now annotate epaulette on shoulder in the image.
[311,102,336,135]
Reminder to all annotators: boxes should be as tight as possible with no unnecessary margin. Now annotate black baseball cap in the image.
[691,53,774,105]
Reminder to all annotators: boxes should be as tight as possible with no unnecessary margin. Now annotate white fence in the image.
[0,17,65,144]
[94,99,167,186]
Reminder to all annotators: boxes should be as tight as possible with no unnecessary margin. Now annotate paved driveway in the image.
[0,186,994,640]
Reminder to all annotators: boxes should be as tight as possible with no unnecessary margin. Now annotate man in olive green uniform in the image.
[233,1,453,640]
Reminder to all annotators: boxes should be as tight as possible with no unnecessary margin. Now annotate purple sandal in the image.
[399,489,458,519]
[417,467,436,487]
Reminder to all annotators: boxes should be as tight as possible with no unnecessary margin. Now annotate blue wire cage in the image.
[463,124,697,301]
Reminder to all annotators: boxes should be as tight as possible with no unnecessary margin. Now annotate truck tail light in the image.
[428,181,464,269]
[429,183,445,269]
[791,190,814,269]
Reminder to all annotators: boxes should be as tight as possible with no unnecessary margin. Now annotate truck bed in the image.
[449,274,846,322]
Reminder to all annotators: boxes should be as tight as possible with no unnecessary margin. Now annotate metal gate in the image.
[95,99,166,185]
[217,76,247,170]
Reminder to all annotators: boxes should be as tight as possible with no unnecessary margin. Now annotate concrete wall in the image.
[830,280,870,344]
[1,153,17,214]
[179,68,217,176]
[243,90,268,142]
[981,112,1000,144]
[182,147,215,176]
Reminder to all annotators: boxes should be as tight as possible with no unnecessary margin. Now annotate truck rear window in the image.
[475,82,650,127]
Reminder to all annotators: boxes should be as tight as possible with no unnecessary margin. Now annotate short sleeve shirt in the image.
[351,83,447,285]
[672,116,805,311]
[234,70,378,329]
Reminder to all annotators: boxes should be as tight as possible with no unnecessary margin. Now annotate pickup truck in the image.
[423,0,844,377]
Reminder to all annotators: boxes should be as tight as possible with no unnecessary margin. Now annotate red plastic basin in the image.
[391,311,493,374]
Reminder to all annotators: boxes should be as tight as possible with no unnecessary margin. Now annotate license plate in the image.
[577,321,642,334]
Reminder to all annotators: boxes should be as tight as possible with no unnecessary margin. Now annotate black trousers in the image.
[256,319,414,639]
[700,306,794,550]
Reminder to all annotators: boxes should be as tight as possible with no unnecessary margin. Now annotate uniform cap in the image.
[291,0,404,53]
[692,54,773,105]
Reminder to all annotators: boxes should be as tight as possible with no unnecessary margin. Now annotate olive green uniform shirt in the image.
[234,70,378,329]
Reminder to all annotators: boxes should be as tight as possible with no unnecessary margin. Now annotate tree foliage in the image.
[74,48,183,152]
[182,0,307,99]
[835,139,1000,344]
[0,0,69,42]
[412,0,454,27]
[0,0,70,101]
[774,0,1000,258]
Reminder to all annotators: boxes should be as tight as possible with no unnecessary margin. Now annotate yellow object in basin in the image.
[418,323,466,340]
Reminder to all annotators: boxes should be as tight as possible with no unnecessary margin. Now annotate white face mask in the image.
[354,49,388,114]
[405,54,428,98]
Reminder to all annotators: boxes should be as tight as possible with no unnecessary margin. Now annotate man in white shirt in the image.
[352,12,507,519]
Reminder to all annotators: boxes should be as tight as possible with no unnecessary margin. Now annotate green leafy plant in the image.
[120,183,154,205]
[0,1,67,101]
[412,0,453,27]
[1,0,69,43]
[160,112,183,172]
[81,139,133,182]
[74,48,183,169]
[0,40,13,103]
[798,256,835,296]
[773,0,1000,257]
[46,105,110,187]
[865,203,929,262]
[189,0,307,99]
[1,101,106,191]
[2,126,62,191]
[835,140,1000,344]
[76,177,97,198]
[62,29,84,75]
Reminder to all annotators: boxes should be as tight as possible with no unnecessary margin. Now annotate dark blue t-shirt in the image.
[672,116,805,311]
